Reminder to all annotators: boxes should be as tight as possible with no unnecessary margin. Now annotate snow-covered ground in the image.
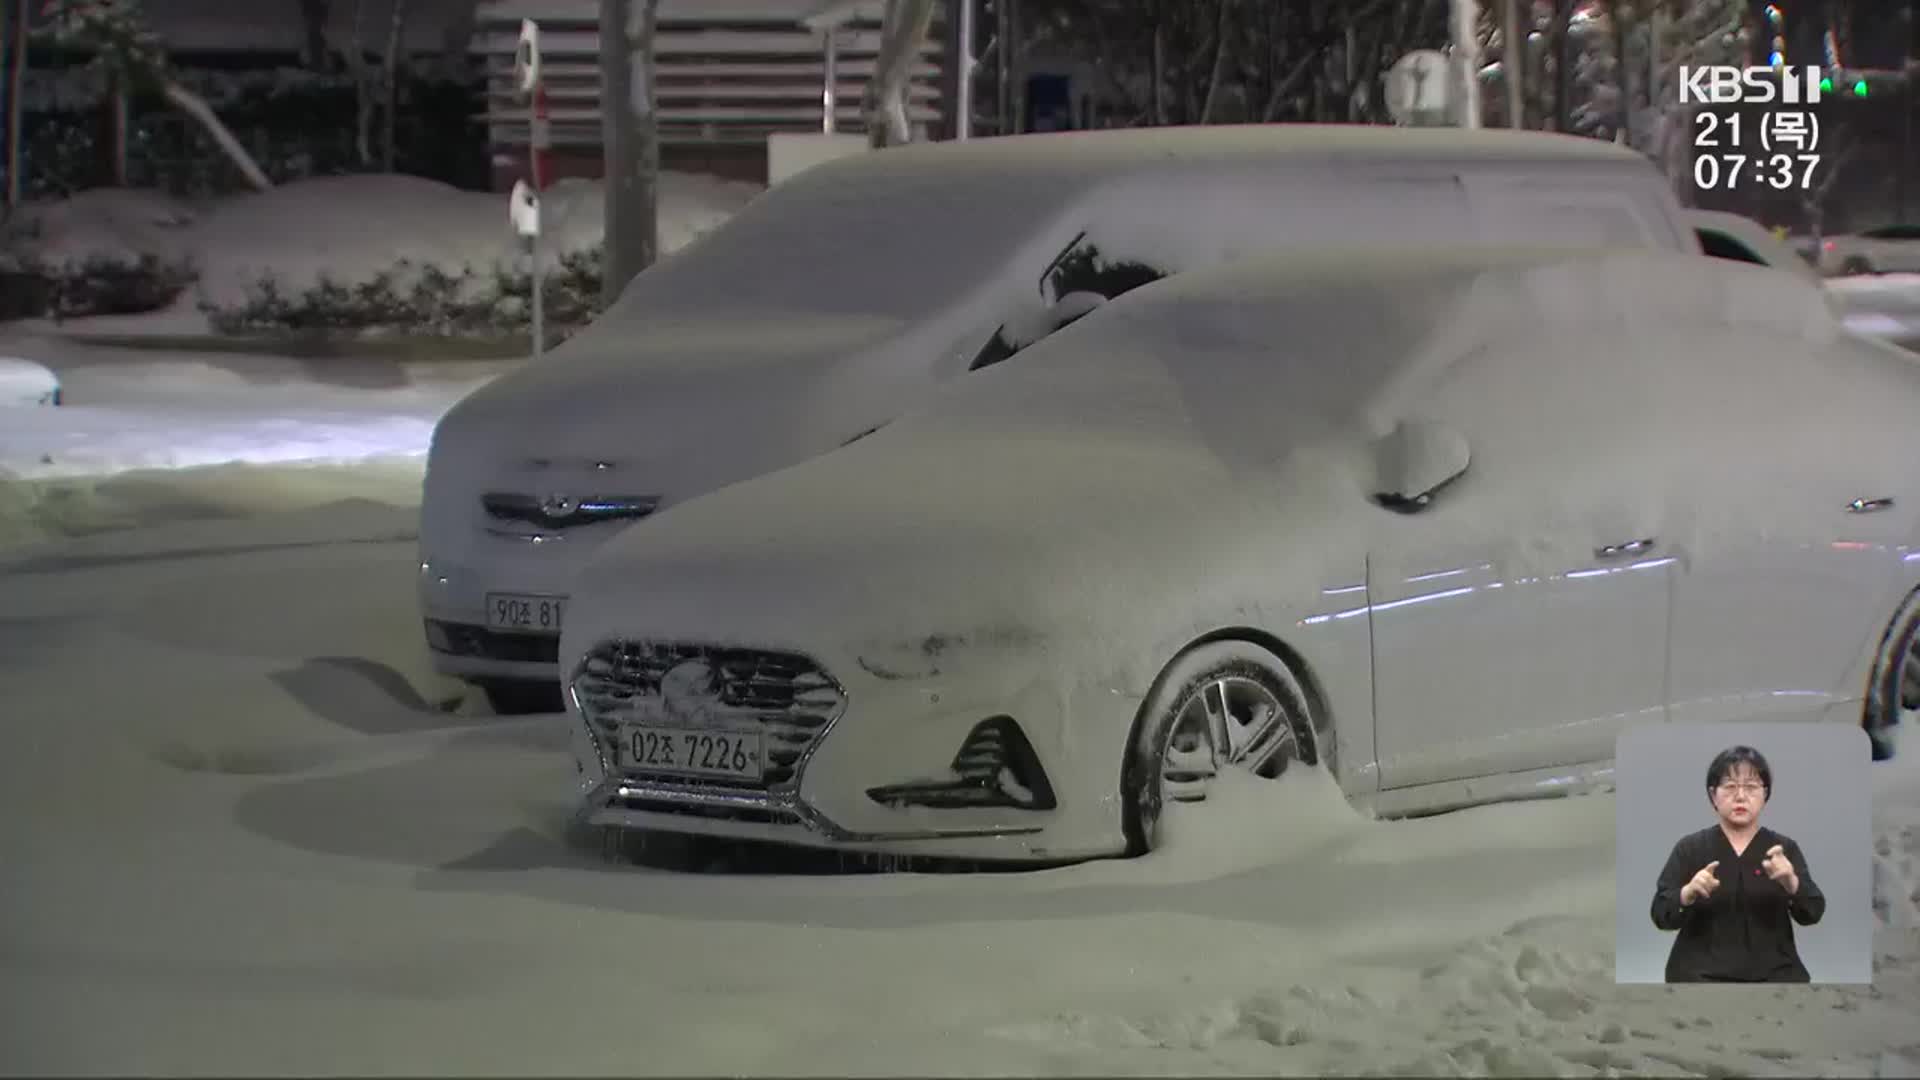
[0,335,510,549]
[0,345,1916,1075]
[1,471,1917,1075]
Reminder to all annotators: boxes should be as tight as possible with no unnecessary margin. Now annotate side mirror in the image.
[1371,419,1469,513]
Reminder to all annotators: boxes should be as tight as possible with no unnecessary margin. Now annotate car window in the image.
[971,236,1169,372]
[1041,234,1168,303]
[1861,224,1920,241]
[1695,228,1768,266]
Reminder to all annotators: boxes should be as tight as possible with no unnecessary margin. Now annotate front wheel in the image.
[1865,588,1920,761]
[1120,640,1323,855]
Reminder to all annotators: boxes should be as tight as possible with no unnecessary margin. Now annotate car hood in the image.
[427,312,923,502]
[560,333,1377,685]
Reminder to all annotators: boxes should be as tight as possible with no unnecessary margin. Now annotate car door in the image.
[1663,329,1920,727]
[1367,324,1674,790]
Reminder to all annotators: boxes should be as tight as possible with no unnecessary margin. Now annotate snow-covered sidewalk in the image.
[0,336,508,548]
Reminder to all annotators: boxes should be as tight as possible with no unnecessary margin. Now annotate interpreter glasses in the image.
[1716,781,1766,797]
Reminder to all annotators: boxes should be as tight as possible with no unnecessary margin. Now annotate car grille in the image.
[427,620,561,663]
[481,492,659,533]
[573,641,847,790]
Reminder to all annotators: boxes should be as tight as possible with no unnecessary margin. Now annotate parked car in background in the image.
[1689,210,1822,281]
[0,355,62,407]
[557,247,1920,865]
[1818,223,1920,275]
[421,123,1702,714]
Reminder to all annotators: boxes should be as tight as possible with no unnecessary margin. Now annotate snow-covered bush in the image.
[200,247,604,342]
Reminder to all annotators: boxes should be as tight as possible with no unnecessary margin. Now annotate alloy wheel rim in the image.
[1160,675,1298,804]
[1901,620,1920,715]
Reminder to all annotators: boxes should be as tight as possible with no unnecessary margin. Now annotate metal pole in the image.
[821,26,838,133]
[530,82,548,361]
[1454,0,1481,128]
[1504,0,1523,127]
[955,0,974,139]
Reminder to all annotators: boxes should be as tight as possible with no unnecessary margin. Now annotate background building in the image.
[473,0,947,188]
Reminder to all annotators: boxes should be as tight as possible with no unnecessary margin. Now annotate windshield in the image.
[598,166,1088,324]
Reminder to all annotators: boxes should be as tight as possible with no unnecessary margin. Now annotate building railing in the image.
[472,1,947,147]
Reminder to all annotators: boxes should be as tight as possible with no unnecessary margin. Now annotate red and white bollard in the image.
[511,19,548,360]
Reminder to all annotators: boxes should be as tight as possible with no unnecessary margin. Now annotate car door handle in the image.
[1595,538,1656,559]
[1848,497,1895,514]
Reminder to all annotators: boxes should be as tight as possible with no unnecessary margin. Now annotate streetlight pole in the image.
[955,0,975,139]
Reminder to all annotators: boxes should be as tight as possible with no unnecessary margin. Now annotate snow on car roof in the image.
[800,123,1649,186]
[592,124,1649,329]
[932,245,1839,430]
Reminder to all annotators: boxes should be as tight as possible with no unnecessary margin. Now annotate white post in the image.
[1453,0,1482,128]
[821,25,839,133]
[955,0,975,139]
[515,19,546,361]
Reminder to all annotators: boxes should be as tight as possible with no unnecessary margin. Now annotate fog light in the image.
[867,715,1057,811]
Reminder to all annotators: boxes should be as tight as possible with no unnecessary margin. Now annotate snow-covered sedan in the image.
[421,123,1699,714]
[557,247,1920,864]
[1819,223,1920,276]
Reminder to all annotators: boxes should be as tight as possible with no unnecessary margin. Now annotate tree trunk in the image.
[161,81,273,191]
[1198,0,1233,124]
[344,0,372,166]
[1150,4,1166,125]
[1550,0,1573,132]
[601,0,659,306]
[1503,0,1523,128]
[111,80,128,185]
[382,0,409,172]
[300,0,330,70]
[4,0,25,212]
[863,0,936,146]
[1610,0,1631,144]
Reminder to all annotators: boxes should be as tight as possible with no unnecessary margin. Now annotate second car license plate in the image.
[485,592,566,633]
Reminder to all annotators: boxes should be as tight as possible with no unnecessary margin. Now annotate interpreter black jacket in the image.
[1651,825,1826,983]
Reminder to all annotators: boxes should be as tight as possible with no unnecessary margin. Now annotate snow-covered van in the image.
[420,123,1700,713]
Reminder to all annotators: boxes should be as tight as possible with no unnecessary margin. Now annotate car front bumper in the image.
[565,641,1140,864]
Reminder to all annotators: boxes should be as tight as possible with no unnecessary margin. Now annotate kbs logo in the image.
[1678,65,1823,104]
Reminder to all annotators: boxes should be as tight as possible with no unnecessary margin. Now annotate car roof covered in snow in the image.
[911,245,1840,439]
[791,123,1648,190]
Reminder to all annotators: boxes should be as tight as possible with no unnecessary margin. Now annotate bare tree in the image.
[298,0,330,70]
[865,0,938,146]
[601,0,660,305]
[1548,0,1573,132]
[381,0,409,171]
[43,0,272,191]
[1799,128,1856,252]
[4,0,26,211]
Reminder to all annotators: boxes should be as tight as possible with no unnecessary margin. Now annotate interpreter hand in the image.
[1761,844,1799,895]
[1680,860,1721,906]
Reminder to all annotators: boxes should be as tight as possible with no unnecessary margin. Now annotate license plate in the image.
[622,726,765,781]
[485,592,566,633]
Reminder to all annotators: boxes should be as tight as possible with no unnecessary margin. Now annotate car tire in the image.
[1865,587,1920,762]
[1120,639,1323,856]
[1840,256,1876,276]
[479,677,565,715]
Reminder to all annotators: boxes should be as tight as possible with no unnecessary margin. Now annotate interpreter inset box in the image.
[1615,722,1871,985]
